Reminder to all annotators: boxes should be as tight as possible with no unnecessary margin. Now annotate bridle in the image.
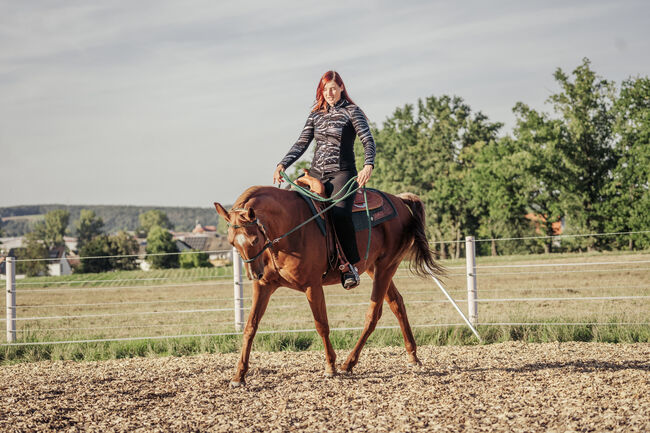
[227,208,277,266]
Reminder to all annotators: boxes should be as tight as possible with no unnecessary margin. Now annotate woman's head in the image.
[313,70,356,112]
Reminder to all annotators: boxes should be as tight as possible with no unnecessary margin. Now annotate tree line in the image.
[0,204,219,237]
[12,209,211,276]
[356,58,649,257]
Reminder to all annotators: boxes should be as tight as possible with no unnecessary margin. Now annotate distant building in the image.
[191,223,218,234]
[47,246,73,276]
[0,237,24,255]
[174,227,232,265]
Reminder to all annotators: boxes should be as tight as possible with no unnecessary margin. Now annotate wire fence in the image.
[2,231,649,346]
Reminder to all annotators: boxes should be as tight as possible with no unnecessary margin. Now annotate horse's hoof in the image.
[229,380,245,388]
[408,360,423,368]
[339,364,354,374]
[323,369,337,378]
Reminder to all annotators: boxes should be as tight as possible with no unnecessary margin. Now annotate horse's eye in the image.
[251,236,259,246]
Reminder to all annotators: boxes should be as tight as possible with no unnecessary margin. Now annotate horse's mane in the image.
[232,186,276,210]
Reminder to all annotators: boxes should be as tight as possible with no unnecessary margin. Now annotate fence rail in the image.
[3,233,649,346]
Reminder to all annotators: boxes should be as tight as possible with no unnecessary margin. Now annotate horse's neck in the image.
[249,189,309,240]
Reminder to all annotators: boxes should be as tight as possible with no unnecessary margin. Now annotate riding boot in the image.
[318,169,361,289]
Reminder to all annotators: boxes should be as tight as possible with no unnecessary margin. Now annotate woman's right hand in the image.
[273,165,285,185]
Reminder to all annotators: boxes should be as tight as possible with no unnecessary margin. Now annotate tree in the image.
[467,136,530,256]
[179,250,212,269]
[77,231,140,273]
[146,225,179,269]
[604,76,650,249]
[511,102,570,253]
[109,231,139,271]
[548,58,617,250]
[366,95,502,258]
[32,210,70,250]
[138,210,173,237]
[78,235,114,273]
[75,209,104,251]
[15,231,49,276]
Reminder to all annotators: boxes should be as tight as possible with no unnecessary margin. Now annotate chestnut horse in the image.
[214,185,443,386]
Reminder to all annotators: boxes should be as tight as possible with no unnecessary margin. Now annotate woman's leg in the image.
[329,171,360,287]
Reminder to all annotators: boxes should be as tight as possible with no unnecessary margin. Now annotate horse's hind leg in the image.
[340,265,395,373]
[305,284,337,377]
[385,279,421,366]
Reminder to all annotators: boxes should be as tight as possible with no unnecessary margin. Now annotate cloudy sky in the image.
[1,0,648,208]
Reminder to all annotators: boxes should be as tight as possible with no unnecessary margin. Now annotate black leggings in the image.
[313,170,360,265]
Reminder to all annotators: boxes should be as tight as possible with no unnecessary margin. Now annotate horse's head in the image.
[214,202,270,281]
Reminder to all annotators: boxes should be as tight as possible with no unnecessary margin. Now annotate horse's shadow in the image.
[335,359,650,382]
[221,359,649,391]
[408,359,650,376]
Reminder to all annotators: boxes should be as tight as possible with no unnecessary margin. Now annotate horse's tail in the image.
[397,192,446,279]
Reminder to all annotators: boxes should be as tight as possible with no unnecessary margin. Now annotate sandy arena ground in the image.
[1,342,648,432]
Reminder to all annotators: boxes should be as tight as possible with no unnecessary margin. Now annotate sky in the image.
[1,0,649,208]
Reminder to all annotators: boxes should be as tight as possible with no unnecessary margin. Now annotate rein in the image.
[227,170,373,267]
[278,171,372,261]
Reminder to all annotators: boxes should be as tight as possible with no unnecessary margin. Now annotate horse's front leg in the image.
[305,284,337,377]
[231,282,275,387]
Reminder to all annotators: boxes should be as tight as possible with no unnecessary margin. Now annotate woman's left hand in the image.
[357,164,373,187]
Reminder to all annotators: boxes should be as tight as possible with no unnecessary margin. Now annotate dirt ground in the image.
[1,342,648,432]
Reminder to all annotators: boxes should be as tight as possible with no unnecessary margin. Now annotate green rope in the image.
[275,171,372,261]
[279,171,358,203]
[363,188,371,260]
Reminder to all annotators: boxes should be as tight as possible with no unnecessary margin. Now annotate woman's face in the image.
[323,80,343,106]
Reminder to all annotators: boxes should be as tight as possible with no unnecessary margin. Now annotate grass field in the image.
[1,250,648,363]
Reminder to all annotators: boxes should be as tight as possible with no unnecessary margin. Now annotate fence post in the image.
[6,257,16,343]
[465,236,478,326]
[232,247,244,332]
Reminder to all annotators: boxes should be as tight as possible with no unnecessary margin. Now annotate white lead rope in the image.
[427,268,482,343]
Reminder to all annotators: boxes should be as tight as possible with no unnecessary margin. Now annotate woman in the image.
[273,70,376,289]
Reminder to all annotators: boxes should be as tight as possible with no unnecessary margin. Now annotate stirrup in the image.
[341,265,360,290]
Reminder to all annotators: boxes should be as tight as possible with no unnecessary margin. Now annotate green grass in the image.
[2,322,648,365]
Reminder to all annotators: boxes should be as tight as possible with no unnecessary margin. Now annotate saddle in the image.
[295,170,384,213]
[293,170,398,274]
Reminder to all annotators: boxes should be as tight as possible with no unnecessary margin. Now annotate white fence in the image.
[2,232,650,346]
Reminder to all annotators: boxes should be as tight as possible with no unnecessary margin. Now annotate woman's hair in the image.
[312,70,357,113]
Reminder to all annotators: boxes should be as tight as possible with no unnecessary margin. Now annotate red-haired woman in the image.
[273,70,376,289]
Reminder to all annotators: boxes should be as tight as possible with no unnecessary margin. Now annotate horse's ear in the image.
[246,208,255,221]
[214,202,230,223]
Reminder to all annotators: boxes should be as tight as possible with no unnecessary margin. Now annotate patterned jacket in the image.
[278,98,376,176]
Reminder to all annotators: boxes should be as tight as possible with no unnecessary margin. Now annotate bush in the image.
[179,250,212,269]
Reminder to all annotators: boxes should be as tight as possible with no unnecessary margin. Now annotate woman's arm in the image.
[277,114,315,170]
[349,106,376,169]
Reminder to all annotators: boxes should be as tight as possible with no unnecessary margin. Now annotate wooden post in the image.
[6,257,16,343]
[232,247,244,332]
[465,236,478,326]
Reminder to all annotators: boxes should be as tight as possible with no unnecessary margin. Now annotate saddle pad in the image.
[296,188,398,235]
[352,189,398,232]
[295,192,327,236]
